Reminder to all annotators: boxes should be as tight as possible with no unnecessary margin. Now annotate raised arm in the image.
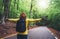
[27,18,42,22]
[8,18,19,22]
[8,18,42,22]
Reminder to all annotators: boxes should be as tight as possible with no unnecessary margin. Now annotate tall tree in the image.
[30,0,33,18]
[17,0,19,10]
[2,0,10,24]
[14,0,16,7]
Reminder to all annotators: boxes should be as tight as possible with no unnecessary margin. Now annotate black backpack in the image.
[16,19,26,32]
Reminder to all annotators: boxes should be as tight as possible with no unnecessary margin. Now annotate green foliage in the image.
[38,12,60,31]
[0,0,60,31]
[49,13,60,31]
[35,0,60,31]
[0,0,3,14]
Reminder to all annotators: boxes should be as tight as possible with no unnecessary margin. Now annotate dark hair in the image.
[19,12,26,20]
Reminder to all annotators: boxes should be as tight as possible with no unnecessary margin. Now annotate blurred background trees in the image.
[0,0,60,31]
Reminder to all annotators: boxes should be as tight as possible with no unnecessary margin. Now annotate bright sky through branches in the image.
[36,0,50,9]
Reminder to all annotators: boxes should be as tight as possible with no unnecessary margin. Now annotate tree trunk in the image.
[1,0,10,24]
[17,0,19,10]
[30,0,33,18]
[14,0,16,7]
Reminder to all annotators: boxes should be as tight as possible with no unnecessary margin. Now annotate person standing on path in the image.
[16,12,41,39]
